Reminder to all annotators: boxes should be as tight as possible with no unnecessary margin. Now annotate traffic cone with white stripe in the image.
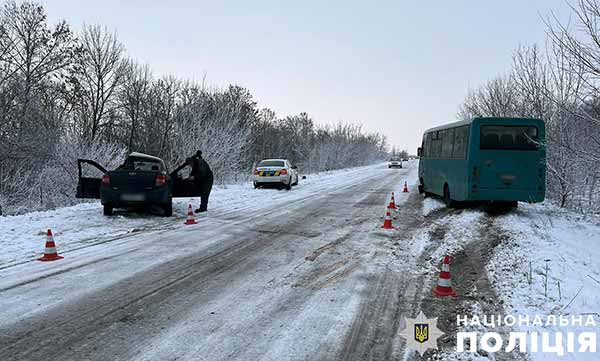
[184,203,197,225]
[388,192,397,210]
[38,229,63,262]
[433,255,457,297]
[381,208,394,229]
[403,181,409,193]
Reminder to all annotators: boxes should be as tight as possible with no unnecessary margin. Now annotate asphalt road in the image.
[0,165,512,361]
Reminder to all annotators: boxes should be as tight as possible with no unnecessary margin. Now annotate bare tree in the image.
[69,24,125,144]
[458,75,519,119]
[118,60,152,152]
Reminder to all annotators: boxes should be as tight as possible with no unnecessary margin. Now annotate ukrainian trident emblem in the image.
[398,311,444,356]
[414,323,429,343]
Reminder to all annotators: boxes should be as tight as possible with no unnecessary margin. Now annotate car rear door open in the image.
[169,163,202,198]
[76,159,108,199]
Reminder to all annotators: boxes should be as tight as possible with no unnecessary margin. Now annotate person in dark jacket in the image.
[188,150,214,213]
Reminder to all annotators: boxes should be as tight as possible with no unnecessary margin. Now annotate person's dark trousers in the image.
[198,176,214,212]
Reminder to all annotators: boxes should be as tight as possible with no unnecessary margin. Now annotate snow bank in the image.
[489,203,600,360]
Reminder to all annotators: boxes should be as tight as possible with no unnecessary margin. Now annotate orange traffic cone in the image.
[433,255,457,297]
[403,181,409,193]
[381,209,394,229]
[38,229,64,262]
[184,203,197,225]
[388,192,397,209]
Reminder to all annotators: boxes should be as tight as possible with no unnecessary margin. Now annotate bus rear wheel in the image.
[443,185,455,208]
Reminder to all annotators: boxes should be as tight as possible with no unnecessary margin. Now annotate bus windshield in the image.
[480,125,539,150]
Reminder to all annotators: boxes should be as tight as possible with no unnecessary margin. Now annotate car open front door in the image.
[169,163,202,198]
[76,159,108,199]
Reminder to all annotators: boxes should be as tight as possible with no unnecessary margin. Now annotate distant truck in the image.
[76,152,201,216]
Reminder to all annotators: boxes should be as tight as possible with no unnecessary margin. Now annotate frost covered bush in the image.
[1,137,126,215]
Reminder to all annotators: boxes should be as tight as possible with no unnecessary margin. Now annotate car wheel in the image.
[284,179,292,190]
[253,181,259,189]
[103,204,113,216]
[443,184,455,208]
[162,202,173,217]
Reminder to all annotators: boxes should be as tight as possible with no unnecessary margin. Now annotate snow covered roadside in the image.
[405,196,600,360]
[489,203,600,360]
[0,162,401,268]
[0,161,420,360]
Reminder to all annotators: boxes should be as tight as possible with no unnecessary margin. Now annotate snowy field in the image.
[490,204,600,361]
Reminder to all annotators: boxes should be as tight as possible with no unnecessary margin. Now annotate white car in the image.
[388,157,403,168]
[253,159,299,190]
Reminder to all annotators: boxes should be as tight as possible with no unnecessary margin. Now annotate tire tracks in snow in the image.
[334,193,456,361]
[416,211,530,361]
[0,168,410,361]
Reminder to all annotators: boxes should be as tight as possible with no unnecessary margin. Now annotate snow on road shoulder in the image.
[0,162,395,267]
[490,203,600,360]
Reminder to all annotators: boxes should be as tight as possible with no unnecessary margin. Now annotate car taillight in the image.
[102,174,110,185]
[253,169,259,175]
[155,174,167,187]
[280,169,288,175]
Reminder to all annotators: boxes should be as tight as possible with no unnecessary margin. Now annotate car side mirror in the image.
[417,147,422,157]
[292,165,298,169]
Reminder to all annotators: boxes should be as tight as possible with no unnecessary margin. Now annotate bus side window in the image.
[452,126,467,159]
[453,126,469,159]
[424,133,432,157]
[441,128,454,158]
[431,131,442,157]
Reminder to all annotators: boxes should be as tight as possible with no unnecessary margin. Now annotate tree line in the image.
[458,0,600,213]
[0,1,388,215]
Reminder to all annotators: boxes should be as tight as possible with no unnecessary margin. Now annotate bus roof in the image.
[423,117,543,134]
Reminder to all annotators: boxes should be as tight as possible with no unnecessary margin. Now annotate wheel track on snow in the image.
[0,168,409,361]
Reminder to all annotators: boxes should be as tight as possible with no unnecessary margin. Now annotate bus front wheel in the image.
[443,185,455,208]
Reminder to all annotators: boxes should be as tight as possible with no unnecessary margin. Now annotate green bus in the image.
[417,117,546,207]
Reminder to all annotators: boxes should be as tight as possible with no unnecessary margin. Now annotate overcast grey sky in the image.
[43,0,571,152]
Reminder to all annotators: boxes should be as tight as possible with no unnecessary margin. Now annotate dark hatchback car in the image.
[76,152,201,216]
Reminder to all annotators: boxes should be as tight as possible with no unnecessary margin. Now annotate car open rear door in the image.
[170,163,202,198]
[76,159,108,199]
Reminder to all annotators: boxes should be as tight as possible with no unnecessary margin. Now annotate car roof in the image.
[259,158,287,162]
[128,152,164,163]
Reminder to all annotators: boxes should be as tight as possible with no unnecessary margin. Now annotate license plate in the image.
[259,171,279,177]
[121,193,145,201]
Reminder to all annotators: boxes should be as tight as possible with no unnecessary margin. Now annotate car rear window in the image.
[258,160,285,167]
[390,157,401,161]
[480,126,539,150]
[121,158,163,171]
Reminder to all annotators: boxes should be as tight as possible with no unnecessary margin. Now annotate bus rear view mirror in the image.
[417,147,422,157]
